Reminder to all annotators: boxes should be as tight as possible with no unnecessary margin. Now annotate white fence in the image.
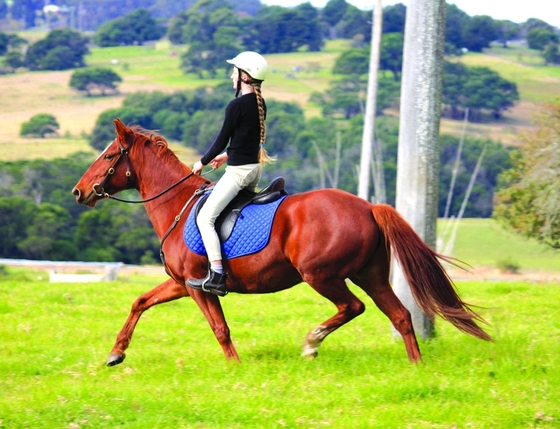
[0,259,123,283]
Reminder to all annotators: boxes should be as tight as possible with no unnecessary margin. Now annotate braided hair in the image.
[238,69,275,165]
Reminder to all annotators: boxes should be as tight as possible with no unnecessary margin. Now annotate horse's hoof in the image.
[301,347,318,359]
[107,353,126,366]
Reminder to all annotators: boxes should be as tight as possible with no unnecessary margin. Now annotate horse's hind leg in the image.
[187,290,240,361]
[351,268,422,363]
[302,277,365,358]
[108,278,189,366]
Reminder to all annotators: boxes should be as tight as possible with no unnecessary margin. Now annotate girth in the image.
[195,177,287,242]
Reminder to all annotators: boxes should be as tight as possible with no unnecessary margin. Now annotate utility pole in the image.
[358,0,383,201]
[392,0,446,340]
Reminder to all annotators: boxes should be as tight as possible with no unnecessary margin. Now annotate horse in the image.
[72,119,491,367]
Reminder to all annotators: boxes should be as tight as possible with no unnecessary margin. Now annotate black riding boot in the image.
[187,269,228,297]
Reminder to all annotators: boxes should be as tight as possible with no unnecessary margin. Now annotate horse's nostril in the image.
[72,187,80,200]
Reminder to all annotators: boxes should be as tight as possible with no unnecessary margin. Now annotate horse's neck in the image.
[137,154,206,238]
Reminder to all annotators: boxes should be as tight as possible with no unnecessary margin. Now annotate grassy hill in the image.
[2,39,559,161]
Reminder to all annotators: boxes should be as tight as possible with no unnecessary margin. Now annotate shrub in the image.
[70,67,123,96]
[20,113,60,138]
[496,258,520,274]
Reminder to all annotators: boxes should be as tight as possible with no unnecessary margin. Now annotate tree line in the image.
[0,0,557,257]
[0,80,518,263]
[2,0,559,73]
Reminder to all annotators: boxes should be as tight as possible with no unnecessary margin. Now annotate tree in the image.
[526,27,559,51]
[542,43,560,65]
[0,197,36,258]
[322,0,348,27]
[336,5,370,41]
[382,3,406,34]
[20,113,60,137]
[494,20,521,48]
[311,76,399,119]
[444,4,469,49]
[93,8,165,47]
[522,18,555,34]
[379,32,404,81]
[70,67,123,96]
[3,52,25,70]
[25,28,89,71]
[293,3,323,52]
[176,0,242,77]
[393,0,446,340]
[332,48,369,76]
[0,32,8,55]
[90,107,153,151]
[462,15,498,52]
[333,32,404,81]
[74,202,159,263]
[494,101,560,249]
[17,203,76,260]
[254,4,323,54]
[442,61,519,121]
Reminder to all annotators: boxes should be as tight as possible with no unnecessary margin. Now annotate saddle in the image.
[195,177,287,242]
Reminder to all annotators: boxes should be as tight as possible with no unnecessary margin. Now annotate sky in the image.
[260,0,560,28]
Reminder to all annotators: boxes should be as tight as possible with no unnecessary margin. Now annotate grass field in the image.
[438,218,559,274]
[0,269,558,428]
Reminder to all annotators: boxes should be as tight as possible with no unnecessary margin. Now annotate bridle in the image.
[92,137,136,200]
[90,135,212,204]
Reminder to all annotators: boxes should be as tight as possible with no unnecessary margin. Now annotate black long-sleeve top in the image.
[200,92,267,166]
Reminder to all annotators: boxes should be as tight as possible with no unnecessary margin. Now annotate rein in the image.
[100,173,195,204]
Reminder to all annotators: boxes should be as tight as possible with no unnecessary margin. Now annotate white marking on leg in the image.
[302,325,330,358]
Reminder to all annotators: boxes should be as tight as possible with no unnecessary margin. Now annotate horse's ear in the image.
[114,118,127,137]
[114,118,134,145]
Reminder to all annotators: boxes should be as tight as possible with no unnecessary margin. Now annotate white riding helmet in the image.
[227,51,268,82]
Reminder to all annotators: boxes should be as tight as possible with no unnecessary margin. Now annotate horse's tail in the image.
[371,204,492,341]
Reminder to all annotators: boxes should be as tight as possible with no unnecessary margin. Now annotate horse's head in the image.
[72,119,140,207]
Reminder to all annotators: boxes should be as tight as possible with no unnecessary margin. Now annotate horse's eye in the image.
[104,154,114,160]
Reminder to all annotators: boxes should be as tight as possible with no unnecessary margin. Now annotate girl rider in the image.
[187,51,274,297]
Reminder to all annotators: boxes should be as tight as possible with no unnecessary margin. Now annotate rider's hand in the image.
[210,153,228,170]
[192,160,204,175]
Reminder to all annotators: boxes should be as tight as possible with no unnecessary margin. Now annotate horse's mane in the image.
[128,126,187,171]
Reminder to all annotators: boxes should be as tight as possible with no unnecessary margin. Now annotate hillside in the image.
[1,39,559,163]
[0,40,558,274]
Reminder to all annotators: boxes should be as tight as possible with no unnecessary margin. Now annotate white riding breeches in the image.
[197,163,262,262]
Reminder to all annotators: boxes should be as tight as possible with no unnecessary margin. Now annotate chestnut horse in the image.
[72,119,491,366]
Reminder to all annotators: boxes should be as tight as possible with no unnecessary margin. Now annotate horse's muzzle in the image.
[72,187,97,207]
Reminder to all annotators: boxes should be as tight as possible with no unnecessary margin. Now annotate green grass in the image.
[0,270,559,428]
[439,218,559,272]
[86,41,216,88]
[460,46,560,102]
[84,40,350,103]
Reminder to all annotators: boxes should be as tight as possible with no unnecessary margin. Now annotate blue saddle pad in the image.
[183,194,287,259]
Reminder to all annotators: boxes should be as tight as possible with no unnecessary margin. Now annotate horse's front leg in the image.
[107,278,189,366]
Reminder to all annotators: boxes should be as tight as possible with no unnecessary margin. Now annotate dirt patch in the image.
[0,70,176,143]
